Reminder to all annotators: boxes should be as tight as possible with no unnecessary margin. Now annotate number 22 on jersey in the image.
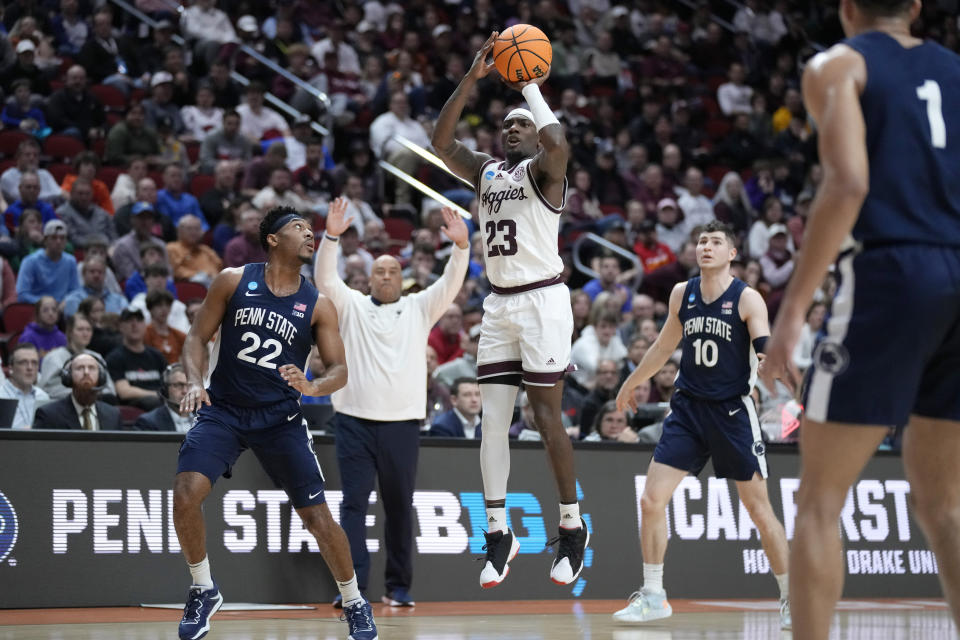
[237,331,283,369]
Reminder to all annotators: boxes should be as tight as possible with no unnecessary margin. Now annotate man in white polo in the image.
[315,196,468,609]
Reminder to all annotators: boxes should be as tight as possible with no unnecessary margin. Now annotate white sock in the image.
[485,506,508,534]
[775,572,789,600]
[643,563,664,593]
[559,502,581,529]
[337,574,363,607]
[188,557,214,590]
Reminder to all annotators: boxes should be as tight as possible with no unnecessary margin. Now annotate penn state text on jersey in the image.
[207,263,318,408]
[843,31,960,247]
[675,277,757,400]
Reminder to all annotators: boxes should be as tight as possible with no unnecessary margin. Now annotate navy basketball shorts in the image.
[177,401,327,509]
[653,391,767,481]
[804,245,960,426]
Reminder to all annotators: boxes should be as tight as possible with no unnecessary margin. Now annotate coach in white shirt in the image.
[315,196,468,607]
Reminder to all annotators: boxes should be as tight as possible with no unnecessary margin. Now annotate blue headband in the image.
[268,213,304,235]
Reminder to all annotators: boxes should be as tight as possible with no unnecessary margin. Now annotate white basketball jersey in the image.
[476,158,566,289]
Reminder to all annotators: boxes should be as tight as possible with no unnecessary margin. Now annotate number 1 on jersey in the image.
[917,80,947,149]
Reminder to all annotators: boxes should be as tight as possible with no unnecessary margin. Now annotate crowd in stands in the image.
[0,0,948,444]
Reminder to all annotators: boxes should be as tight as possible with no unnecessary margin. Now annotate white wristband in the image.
[521,84,560,131]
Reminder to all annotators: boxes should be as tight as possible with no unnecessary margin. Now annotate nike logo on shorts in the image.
[308,491,322,500]
[728,409,741,416]
[287,413,299,421]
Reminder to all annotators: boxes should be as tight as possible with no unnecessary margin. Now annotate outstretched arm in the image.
[762,45,867,392]
[431,32,496,184]
[420,207,471,324]
[180,268,244,412]
[615,282,686,411]
[279,296,348,397]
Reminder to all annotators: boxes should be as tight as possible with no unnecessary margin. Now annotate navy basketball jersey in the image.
[844,32,960,247]
[675,277,757,400]
[207,263,318,408]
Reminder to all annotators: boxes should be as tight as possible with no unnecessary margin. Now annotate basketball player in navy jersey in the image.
[432,32,589,588]
[762,1,960,637]
[173,207,378,640]
[613,221,791,629]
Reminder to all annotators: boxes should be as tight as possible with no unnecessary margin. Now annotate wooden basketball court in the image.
[1,599,954,639]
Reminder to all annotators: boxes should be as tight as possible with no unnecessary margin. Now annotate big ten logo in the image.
[0,491,19,565]
[632,476,915,545]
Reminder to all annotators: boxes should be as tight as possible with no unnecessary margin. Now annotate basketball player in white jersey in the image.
[431,32,589,588]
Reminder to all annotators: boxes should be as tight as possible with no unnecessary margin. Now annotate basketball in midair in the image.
[492,25,552,83]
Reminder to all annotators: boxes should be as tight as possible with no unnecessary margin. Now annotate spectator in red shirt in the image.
[428,303,464,365]
[633,219,677,273]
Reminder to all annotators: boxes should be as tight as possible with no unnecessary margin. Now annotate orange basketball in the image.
[492,24,552,83]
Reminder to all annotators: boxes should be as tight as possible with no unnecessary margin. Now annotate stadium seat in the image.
[46,163,73,185]
[0,130,29,157]
[44,135,86,162]
[0,330,21,364]
[118,405,144,428]
[706,164,732,187]
[186,141,201,164]
[1,303,35,334]
[190,174,215,198]
[96,166,122,190]
[175,281,207,302]
[90,84,126,110]
[706,75,727,93]
[705,117,732,142]
[383,216,414,243]
[701,95,720,117]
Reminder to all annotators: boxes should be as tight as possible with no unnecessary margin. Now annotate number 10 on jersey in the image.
[692,338,719,367]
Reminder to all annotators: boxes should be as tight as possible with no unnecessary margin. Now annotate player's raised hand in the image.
[468,32,498,80]
[440,206,470,249]
[279,364,316,395]
[180,382,211,413]
[324,196,355,237]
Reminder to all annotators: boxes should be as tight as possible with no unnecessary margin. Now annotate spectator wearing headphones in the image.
[133,364,193,432]
[34,352,120,430]
[39,314,118,400]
